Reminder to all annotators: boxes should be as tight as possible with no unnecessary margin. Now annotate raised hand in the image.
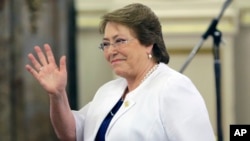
[25,44,67,97]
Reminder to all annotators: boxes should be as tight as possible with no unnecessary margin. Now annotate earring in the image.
[148,53,152,59]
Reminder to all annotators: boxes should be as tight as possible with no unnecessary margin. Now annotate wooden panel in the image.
[0,0,12,140]
[0,0,76,140]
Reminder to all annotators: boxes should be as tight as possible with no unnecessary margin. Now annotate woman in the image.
[25,3,215,141]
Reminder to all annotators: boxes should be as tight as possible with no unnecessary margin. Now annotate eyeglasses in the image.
[99,38,133,51]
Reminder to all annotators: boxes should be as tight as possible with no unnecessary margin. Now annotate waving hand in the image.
[25,44,67,96]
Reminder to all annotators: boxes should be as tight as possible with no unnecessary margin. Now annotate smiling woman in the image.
[25,3,216,141]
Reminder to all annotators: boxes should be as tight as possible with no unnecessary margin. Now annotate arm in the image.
[25,44,76,141]
[49,90,76,141]
[160,75,215,141]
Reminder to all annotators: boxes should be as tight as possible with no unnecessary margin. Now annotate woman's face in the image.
[102,22,152,79]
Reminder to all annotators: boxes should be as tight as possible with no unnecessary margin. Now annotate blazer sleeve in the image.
[159,75,216,141]
[72,102,91,141]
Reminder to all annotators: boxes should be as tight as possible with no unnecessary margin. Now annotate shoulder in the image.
[98,77,127,91]
[154,63,202,102]
[155,63,193,86]
[93,77,127,99]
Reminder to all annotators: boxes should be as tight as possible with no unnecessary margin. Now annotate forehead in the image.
[103,22,135,40]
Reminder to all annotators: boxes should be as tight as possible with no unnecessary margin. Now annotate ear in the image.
[145,44,154,54]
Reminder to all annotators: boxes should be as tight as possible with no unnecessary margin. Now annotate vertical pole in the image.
[213,30,223,141]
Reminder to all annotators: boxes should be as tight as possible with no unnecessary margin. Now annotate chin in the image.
[113,69,125,78]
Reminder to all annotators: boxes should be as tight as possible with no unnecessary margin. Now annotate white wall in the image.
[76,29,113,107]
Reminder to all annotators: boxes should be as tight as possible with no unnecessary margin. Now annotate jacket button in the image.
[124,101,129,107]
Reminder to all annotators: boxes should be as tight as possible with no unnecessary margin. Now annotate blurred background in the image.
[0,0,249,141]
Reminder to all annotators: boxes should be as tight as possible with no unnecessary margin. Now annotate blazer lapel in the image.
[105,98,136,136]
[85,81,127,140]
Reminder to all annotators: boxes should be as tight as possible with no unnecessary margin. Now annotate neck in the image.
[126,62,158,93]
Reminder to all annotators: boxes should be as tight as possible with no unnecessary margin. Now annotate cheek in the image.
[128,51,140,62]
[103,52,109,62]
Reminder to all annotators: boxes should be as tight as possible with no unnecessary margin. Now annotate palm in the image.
[38,63,67,95]
[26,44,67,96]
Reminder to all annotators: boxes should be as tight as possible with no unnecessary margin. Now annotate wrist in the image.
[48,89,67,100]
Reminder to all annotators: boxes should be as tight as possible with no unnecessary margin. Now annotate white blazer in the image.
[73,63,216,141]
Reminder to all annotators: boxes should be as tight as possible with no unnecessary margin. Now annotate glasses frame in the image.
[98,38,134,51]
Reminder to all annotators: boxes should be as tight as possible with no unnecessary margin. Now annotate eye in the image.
[115,38,126,44]
[101,42,110,48]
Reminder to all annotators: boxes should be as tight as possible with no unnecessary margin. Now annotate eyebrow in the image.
[102,35,120,41]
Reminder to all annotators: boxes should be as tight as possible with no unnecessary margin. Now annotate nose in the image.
[105,45,118,60]
[105,43,118,53]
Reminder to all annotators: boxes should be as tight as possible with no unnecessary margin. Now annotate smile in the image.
[111,59,125,64]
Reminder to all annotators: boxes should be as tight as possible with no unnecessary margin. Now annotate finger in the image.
[28,53,43,71]
[25,64,39,79]
[44,44,56,65]
[34,45,48,66]
[59,56,67,73]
